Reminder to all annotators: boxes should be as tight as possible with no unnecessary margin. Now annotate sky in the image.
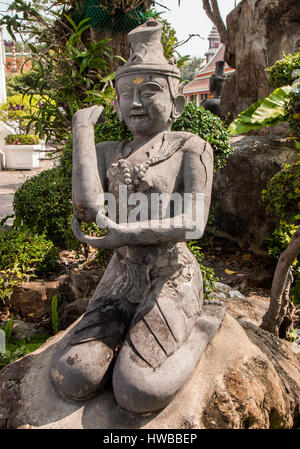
[156,0,242,58]
[1,0,242,58]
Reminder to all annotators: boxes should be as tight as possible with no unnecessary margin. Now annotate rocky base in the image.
[0,298,299,429]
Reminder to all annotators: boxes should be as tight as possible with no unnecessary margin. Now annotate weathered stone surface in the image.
[10,280,60,320]
[221,0,300,120]
[212,135,299,254]
[58,268,104,304]
[0,300,299,429]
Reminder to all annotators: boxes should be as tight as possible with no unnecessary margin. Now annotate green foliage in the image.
[268,52,300,139]
[13,166,74,247]
[186,241,216,299]
[94,105,132,143]
[0,335,48,370]
[268,51,300,88]
[51,295,59,334]
[266,222,299,304]
[6,71,51,97]
[228,86,292,135]
[0,93,46,134]
[0,227,59,302]
[263,160,300,304]
[172,102,233,171]
[262,160,300,224]
[5,134,40,145]
[0,2,116,142]
[160,18,190,69]
[181,57,205,82]
[4,315,14,343]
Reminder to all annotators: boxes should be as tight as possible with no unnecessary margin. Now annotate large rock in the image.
[0,298,299,429]
[212,135,299,254]
[221,0,300,120]
[10,280,60,320]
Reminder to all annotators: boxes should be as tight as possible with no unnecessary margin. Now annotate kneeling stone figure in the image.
[51,19,226,414]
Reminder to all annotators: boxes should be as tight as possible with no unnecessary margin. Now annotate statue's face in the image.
[116,74,174,136]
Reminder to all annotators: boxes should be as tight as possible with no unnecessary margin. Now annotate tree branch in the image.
[261,226,300,335]
[202,0,228,46]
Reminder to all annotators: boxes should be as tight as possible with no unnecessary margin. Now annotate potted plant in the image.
[3,134,41,169]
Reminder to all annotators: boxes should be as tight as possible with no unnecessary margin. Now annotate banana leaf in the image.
[229,85,292,135]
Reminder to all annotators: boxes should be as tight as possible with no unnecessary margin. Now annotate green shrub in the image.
[268,51,300,139]
[172,102,233,171]
[13,167,73,247]
[268,51,300,88]
[262,160,300,224]
[262,160,300,304]
[266,222,299,304]
[6,70,53,97]
[5,134,40,145]
[0,227,59,302]
[186,241,216,299]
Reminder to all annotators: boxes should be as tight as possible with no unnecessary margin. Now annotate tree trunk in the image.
[261,226,300,336]
[90,28,130,72]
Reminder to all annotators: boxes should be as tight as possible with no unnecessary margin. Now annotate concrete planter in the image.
[3,144,41,169]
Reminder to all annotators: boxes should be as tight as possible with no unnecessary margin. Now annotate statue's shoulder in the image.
[166,131,211,155]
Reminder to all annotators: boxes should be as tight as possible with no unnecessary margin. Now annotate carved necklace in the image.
[110,133,186,189]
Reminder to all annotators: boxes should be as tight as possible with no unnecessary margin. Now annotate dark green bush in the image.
[13,166,74,247]
[268,51,300,88]
[262,160,300,224]
[0,227,59,302]
[172,102,233,171]
[0,228,59,274]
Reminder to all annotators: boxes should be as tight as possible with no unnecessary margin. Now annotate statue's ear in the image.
[172,94,186,120]
[115,98,123,122]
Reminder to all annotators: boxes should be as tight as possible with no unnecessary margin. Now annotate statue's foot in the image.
[51,339,114,401]
[112,300,226,414]
[51,299,135,401]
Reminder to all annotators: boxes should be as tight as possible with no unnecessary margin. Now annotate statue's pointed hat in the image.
[116,19,181,81]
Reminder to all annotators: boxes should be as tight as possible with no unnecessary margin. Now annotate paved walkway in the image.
[0,156,54,225]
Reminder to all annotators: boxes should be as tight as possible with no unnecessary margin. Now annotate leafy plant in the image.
[5,134,40,145]
[0,227,59,302]
[172,102,233,171]
[4,315,14,344]
[228,86,292,135]
[268,51,300,89]
[186,241,216,299]
[0,335,49,370]
[51,295,59,334]
[0,93,47,134]
[262,160,300,304]
[262,160,300,224]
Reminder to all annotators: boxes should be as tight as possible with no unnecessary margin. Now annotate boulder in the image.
[221,0,300,120]
[0,297,299,429]
[6,268,104,325]
[212,135,299,254]
[10,280,60,321]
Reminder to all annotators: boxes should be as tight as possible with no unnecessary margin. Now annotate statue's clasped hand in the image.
[71,213,127,249]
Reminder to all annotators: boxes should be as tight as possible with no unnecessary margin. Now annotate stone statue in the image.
[51,20,226,414]
[203,60,226,116]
